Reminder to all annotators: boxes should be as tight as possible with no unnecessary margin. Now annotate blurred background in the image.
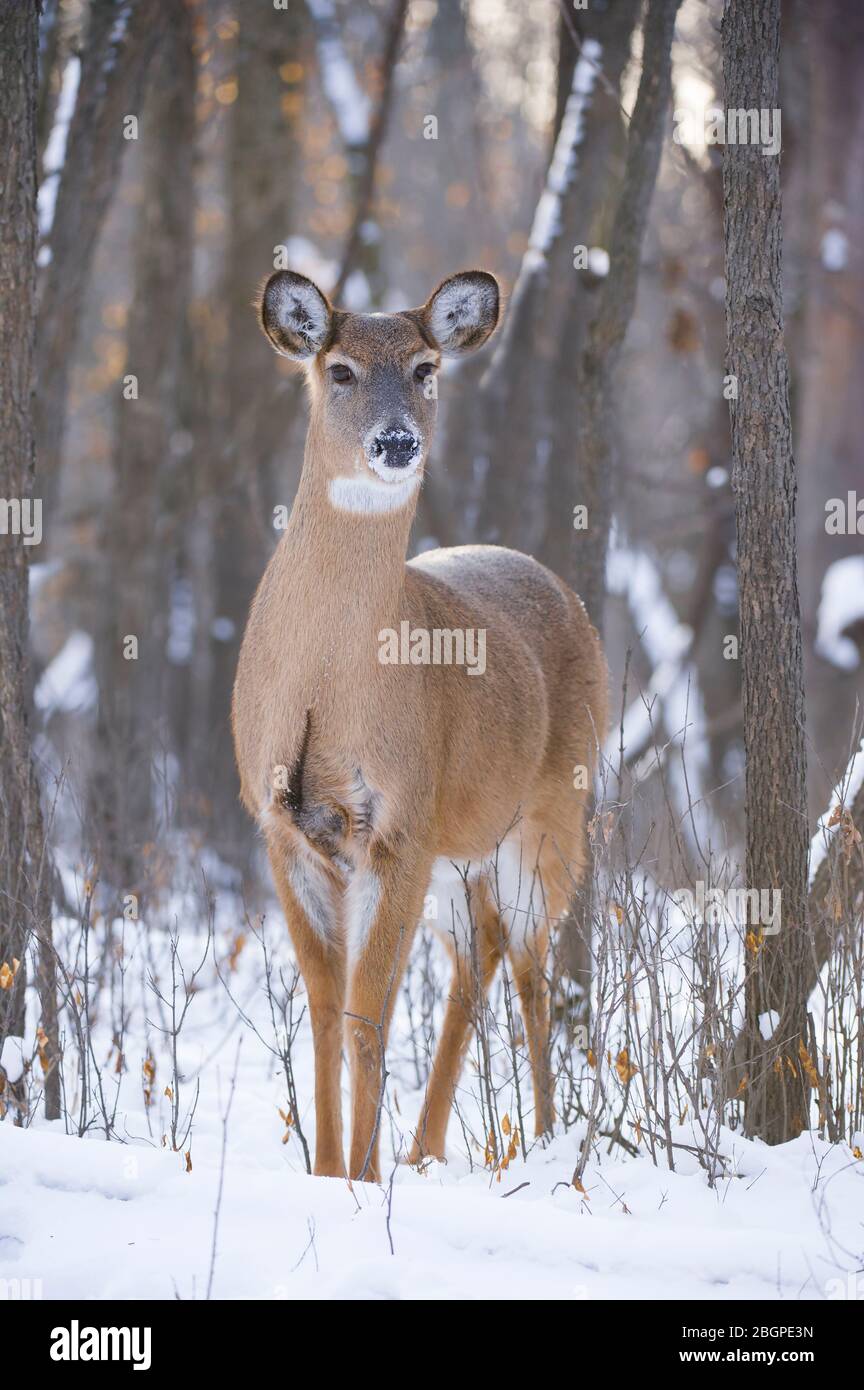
[31,0,864,912]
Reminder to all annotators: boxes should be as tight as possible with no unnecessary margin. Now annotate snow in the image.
[586,246,610,277]
[306,0,371,149]
[33,630,96,715]
[3,894,862,1301]
[606,541,713,844]
[276,235,338,295]
[809,732,864,885]
[758,1010,780,1041]
[606,543,699,769]
[342,268,372,311]
[2,1116,861,1300]
[815,554,864,671]
[820,228,849,273]
[37,56,81,241]
[526,40,602,265]
[0,1037,24,1086]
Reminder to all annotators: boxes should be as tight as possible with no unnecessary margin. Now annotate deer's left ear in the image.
[259,270,333,359]
[422,271,500,355]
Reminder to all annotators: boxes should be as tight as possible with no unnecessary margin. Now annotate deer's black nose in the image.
[371,427,420,469]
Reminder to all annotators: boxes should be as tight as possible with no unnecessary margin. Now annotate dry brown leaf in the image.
[615,1049,638,1084]
[798,1040,819,1087]
[227,931,247,972]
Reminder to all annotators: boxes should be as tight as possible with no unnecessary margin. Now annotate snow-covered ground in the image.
[3,1106,863,1301]
[2,896,863,1302]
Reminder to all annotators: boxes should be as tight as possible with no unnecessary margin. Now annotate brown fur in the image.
[232,270,607,1180]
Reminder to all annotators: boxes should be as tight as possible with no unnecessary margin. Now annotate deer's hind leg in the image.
[409,874,504,1164]
[493,827,581,1141]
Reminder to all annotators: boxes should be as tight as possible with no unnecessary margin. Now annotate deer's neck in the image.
[274,455,418,670]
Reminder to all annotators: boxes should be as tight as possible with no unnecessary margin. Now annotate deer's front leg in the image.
[268,843,346,1178]
[345,844,430,1182]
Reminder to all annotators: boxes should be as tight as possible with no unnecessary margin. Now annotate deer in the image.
[232,267,607,1182]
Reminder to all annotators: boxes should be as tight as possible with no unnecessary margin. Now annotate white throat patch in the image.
[328,474,420,515]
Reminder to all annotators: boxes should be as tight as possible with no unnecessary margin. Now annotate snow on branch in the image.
[605,541,697,770]
[815,555,864,671]
[809,732,864,887]
[483,39,603,387]
[305,0,372,149]
[526,38,602,267]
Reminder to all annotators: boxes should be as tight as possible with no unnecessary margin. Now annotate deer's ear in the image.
[422,271,500,355]
[259,271,333,359]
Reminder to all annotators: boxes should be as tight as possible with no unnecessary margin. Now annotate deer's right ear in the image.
[421,270,500,355]
[259,271,333,359]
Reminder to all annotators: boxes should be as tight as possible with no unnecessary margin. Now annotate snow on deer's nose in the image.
[366,423,421,478]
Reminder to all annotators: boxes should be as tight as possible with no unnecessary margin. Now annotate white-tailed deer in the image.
[232,268,607,1181]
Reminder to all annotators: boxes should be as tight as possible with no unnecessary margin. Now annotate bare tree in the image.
[200,0,310,871]
[723,0,810,1143]
[89,1,196,893]
[556,0,682,986]
[35,0,164,520]
[0,0,59,1120]
[573,0,682,631]
[330,0,409,304]
[473,1,642,562]
[796,0,864,817]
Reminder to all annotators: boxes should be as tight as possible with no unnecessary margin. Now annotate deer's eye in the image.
[414,361,437,384]
[329,363,355,385]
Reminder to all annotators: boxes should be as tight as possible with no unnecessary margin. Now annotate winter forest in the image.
[1,0,864,1318]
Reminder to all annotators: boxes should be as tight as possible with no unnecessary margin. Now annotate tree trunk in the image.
[35,0,163,522]
[555,0,680,996]
[540,0,639,586]
[723,0,810,1143]
[200,0,308,873]
[0,0,60,1121]
[573,0,681,632]
[89,1,196,895]
[331,0,409,305]
[795,0,864,819]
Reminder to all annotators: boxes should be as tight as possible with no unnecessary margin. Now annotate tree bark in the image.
[540,1,639,587]
[0,0,60,1120]
[795,0,864,820]
[331,0,409,305]
[89,1,196,894]
[540,2,641,998]
[723,0,810,1143]
[199,0,309,872]
[573,0,681,633]
[35,0,164,521]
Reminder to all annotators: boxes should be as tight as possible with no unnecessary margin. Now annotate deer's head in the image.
[259,269,499,513]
